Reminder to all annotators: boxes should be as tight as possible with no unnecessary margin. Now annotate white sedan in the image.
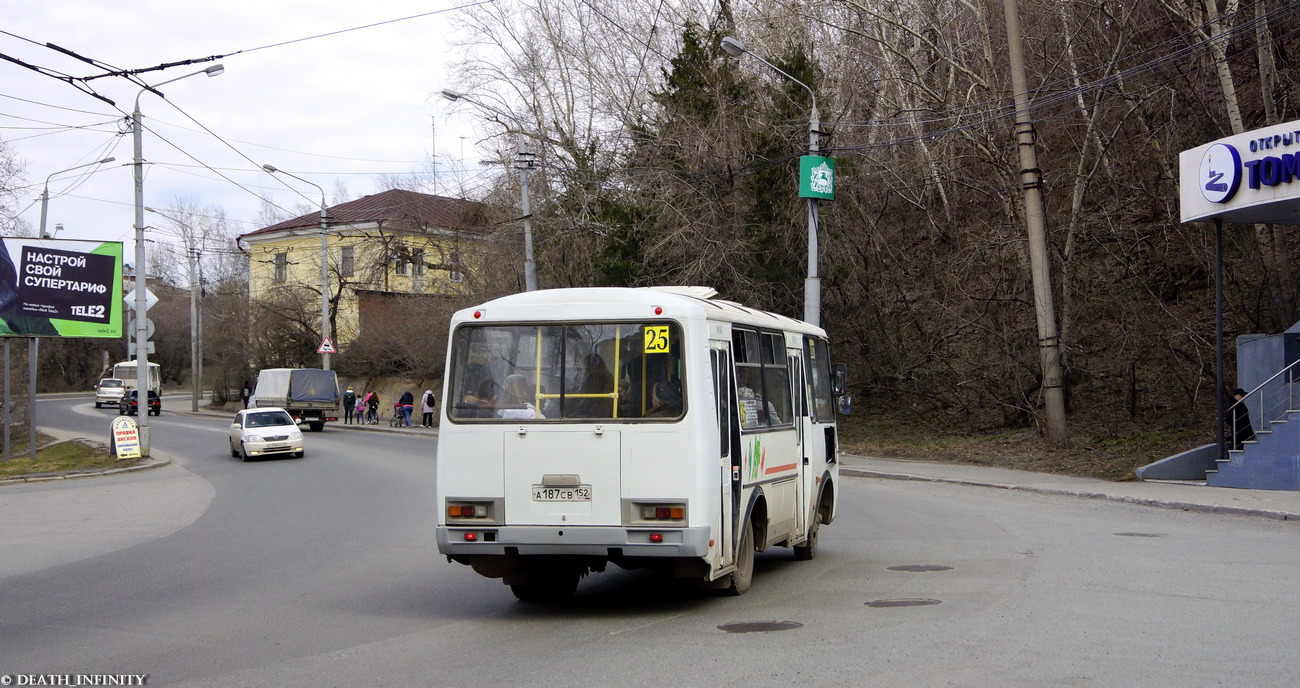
[229,407,304,461]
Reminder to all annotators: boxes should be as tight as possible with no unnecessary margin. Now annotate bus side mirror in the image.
[832,363,851,415]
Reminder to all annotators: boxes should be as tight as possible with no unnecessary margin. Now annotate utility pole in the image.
[1003,0,1067,442]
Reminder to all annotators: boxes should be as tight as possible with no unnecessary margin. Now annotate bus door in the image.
[711,343,739,568]
[788,346,808,537]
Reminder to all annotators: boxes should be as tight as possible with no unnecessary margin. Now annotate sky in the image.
[2,0,500,263]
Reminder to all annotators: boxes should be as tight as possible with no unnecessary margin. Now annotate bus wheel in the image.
[726,522,754,596]
[794,516,820,561]
[510,573,579,602]
[308,421,325,432]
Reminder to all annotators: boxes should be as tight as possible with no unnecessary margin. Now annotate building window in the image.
[450,250,464,283]
[341,246,354,277]
[395,244,407,276]
[273,253,287,283]
[413,249,425,277]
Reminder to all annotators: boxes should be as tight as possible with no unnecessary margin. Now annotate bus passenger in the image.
[577,353,614,417]
[498,374,544,419]
[460,379,499,418]
[646,380,682,418]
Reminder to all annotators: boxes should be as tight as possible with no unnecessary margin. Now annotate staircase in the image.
[1208,361,1300,490]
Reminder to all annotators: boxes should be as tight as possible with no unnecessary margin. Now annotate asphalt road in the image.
[2,395,1299,686]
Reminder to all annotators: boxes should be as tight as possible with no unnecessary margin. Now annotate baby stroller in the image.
[389,401,405,427]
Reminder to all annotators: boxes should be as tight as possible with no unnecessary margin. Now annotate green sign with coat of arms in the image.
[799,155,835,199]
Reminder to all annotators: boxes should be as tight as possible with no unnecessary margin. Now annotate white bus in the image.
[436,287,846,600]
[111,360,161,395]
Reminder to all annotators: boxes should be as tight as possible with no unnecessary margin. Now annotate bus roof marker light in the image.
[473,310,484,319]
[654,306,663,315]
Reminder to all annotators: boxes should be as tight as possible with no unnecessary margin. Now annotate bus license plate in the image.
[532,485,592,502]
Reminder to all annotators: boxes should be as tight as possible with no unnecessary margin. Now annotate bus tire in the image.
[794,516,820,561]
[308,421,325,432]
[725,522,754,596]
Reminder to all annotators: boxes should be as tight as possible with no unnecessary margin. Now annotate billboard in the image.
[0,237,124,338]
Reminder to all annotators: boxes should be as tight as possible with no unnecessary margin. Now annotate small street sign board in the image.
[127,341,156,356]
[112,416,141,459]
[123,287,159,312]
[126,317,156,340]
[317,337,336,354]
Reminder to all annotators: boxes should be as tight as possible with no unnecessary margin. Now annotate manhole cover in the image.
[866,598,942,608]
[718,621,804,633]
[1115,532,1163,538]
[888,564,954,572]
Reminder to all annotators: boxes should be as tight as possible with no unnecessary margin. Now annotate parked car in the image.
[229,407,304,461]
[118,389,161,416]
[94,378,126,408]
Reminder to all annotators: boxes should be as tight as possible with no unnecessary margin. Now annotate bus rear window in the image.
[447,321,685,422]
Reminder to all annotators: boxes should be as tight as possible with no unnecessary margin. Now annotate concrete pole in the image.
[133,95,151,456]
[805,103,821,328]
[189,245,199,412]
[1003,0,1067,441]
[517,133,537,292]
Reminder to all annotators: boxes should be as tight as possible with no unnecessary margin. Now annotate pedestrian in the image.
[240,380,252,409]
[1229,387,1256,450]
[366,391,380,424]
[399,389,415,427]
[421,389,437,427]
[343,386,357,425]
[355,392,365,424]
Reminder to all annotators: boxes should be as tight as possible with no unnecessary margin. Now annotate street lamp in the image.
[27,156,115,457]
[440,89,538,292]
[133,63,224,456]
[39,157,116,238]
[261,164,331,370]
[720,36,822,327]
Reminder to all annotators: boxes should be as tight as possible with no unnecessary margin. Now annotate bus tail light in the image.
[445,499,501,524]
[632,502,686,523]
[641,505,684,520]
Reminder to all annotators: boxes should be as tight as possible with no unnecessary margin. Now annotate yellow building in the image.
[239,188,489,349]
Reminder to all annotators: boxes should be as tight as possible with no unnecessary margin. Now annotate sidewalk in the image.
[18,398,1300,523]
[838,454,1300,522]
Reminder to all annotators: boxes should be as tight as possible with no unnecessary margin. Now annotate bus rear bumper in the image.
[437,525,711,558]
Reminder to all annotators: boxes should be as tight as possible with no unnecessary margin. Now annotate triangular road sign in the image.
[317,337,336,354]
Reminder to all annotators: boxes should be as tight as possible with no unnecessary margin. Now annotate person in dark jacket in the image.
[342,386,357,425]
[398,390,415,427]
[366,392,380,425]
[1229,387,1256,450]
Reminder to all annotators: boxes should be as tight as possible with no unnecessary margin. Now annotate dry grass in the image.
[836,414,1209,482]
[0,430,146,480]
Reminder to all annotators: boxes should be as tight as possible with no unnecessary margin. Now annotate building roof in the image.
[240,188,487,241]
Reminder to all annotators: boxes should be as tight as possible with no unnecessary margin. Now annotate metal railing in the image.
[1234,359,1300,448]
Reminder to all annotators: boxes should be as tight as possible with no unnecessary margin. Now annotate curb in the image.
[0,455,171,486]
[839,466,1300,522]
